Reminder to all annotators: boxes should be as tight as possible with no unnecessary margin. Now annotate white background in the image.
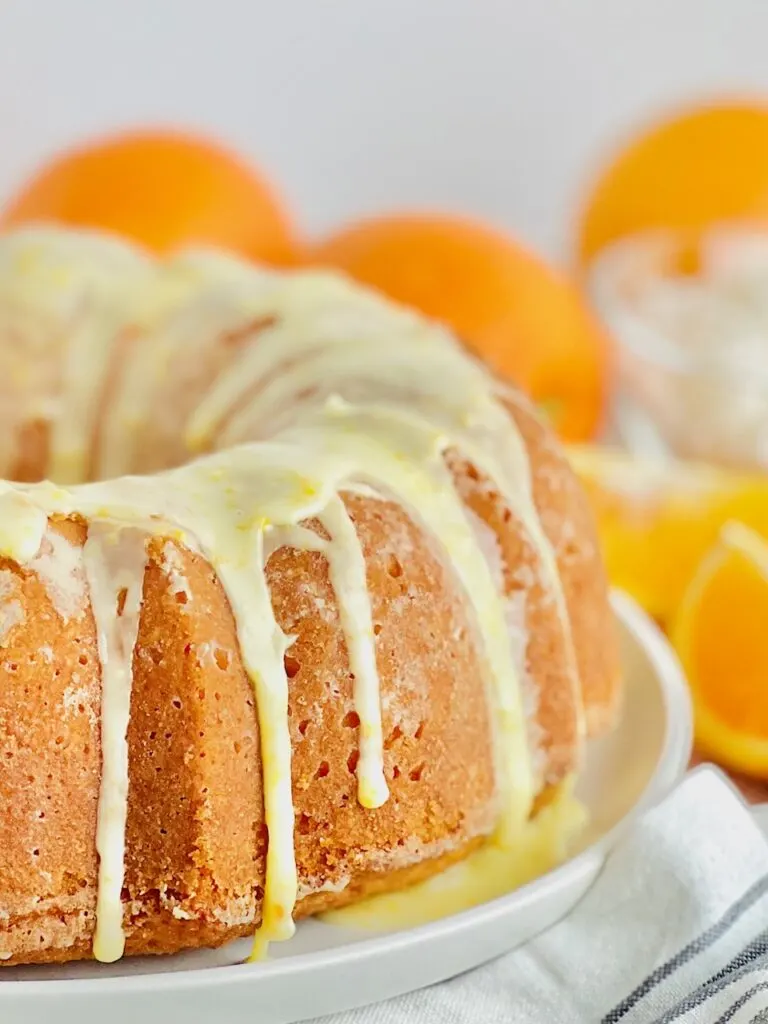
[0,0,766,261]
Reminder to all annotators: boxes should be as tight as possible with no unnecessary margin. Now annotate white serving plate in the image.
[1,591,692,1024]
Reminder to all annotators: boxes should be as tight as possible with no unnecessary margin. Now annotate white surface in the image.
[1,1,768,260]
[754,803,768,833]
[0,592,693,1024]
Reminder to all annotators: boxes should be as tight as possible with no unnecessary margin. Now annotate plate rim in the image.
[1,590,693,999]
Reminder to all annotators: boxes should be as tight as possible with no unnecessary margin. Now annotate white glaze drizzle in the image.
[225,527,297,957]
[0,227,151,484]
[47,271,153,485]
[317,495,388,809]
[96,256,281,479]
[263,504,388,809]
[84,522,148,963]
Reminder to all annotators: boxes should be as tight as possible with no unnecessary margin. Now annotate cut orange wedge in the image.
[672,523,768,777]
[569,446,768,624]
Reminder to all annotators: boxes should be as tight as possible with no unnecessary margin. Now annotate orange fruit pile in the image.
[672,523,768,778]
[0,129,298,265]
[311,214,611,441]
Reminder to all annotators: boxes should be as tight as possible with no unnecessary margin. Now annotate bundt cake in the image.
[0,226,621,967]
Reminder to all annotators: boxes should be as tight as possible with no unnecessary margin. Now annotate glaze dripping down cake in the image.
[0,226,620,966]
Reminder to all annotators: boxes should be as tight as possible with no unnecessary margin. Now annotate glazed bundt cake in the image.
[0,226,620,967]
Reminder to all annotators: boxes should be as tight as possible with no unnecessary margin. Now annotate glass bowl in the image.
[587,228,768,470]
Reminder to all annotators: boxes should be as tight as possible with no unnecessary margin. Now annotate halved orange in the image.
[672,523,768,778]
[569,446,768,624]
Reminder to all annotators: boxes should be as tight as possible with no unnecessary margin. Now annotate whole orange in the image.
[311,214,611,441]
[0,128,298,265]
[577,100,768,266]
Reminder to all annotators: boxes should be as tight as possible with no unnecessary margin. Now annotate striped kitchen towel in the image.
[321,766,768,1023]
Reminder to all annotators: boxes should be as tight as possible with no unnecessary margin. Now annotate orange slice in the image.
[569,446,768,624]
[672,523,768,777]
